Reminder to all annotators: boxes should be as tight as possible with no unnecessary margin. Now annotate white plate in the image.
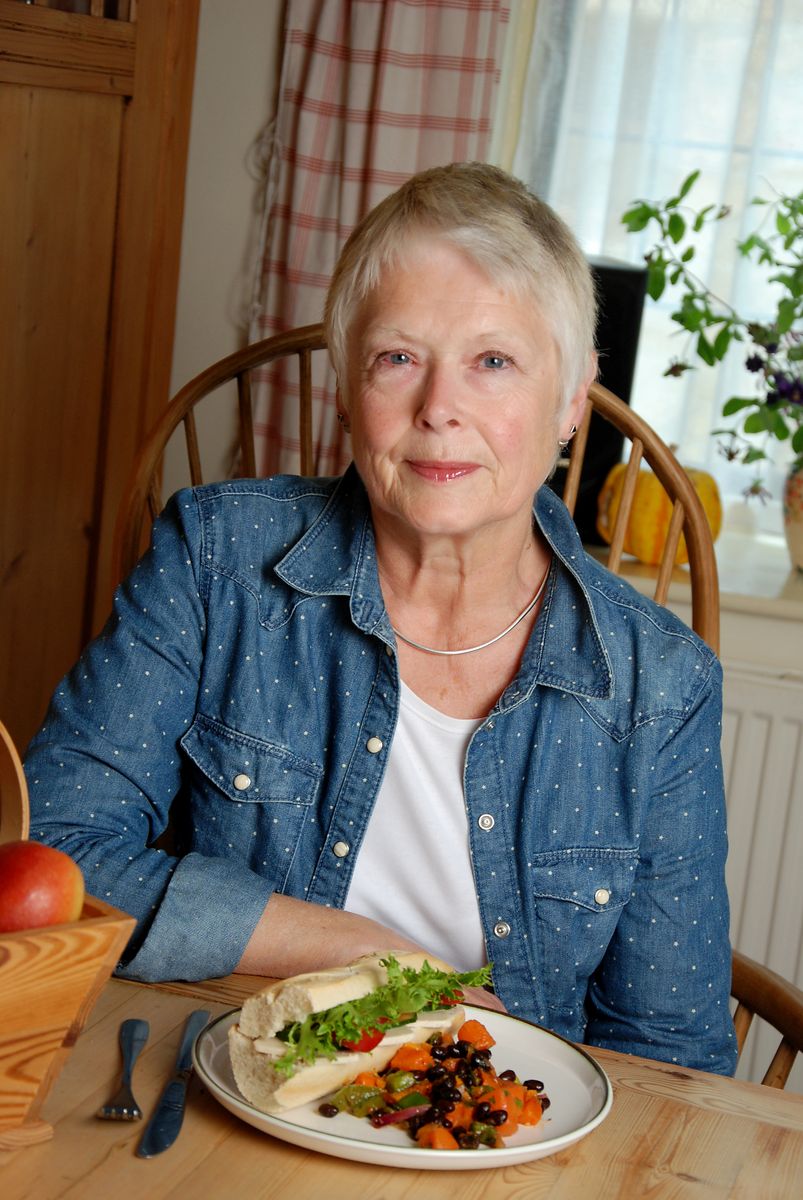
[194,1005,613,1171]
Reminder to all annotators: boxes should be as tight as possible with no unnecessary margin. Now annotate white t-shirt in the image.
[345,681,487,970]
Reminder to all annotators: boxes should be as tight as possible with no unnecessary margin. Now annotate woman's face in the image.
[341,236,587,546]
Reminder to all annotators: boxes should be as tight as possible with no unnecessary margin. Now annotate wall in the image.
[164,0,284,495]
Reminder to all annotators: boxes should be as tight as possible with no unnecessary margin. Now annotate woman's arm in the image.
[237,894,507,1011]
[24,492,271,982]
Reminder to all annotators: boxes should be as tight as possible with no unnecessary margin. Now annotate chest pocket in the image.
[180,713,323,888]
[529,847,638,1019]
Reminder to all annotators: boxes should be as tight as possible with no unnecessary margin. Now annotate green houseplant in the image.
[622,172,803,565]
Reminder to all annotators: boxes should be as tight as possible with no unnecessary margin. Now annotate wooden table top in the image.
[2,974,802,1199]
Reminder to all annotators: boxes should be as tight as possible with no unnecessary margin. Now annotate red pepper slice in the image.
[339,1027,385,1053]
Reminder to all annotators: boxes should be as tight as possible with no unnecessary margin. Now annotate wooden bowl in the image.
[0,894,135,1148]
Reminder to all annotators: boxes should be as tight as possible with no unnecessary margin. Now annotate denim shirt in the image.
[25,466,736,1074]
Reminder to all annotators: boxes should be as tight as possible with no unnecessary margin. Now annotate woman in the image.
[25,164,736,1074]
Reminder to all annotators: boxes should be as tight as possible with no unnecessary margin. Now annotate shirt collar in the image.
[276,467,613,699]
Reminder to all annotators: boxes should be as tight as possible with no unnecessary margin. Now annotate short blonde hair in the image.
[324,162,597,410]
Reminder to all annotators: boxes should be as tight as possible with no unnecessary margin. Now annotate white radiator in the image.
[721,662,803,1092]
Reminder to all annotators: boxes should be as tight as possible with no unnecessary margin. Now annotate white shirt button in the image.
[366,736,384,753]
[233,773,251,791]
[594,888,611,906]
[478,813,495,831]
[493,920,511,938]
[333,841,350,858]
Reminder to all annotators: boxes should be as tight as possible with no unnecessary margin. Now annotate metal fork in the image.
[96,1018,150,1121]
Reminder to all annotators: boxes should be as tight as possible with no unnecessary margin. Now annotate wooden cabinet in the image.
[0,0,199,750]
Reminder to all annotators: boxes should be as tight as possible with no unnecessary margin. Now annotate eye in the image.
[480,353,510,370]
[380,350,412,366]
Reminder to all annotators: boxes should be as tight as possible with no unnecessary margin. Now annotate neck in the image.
[373,514,551,640]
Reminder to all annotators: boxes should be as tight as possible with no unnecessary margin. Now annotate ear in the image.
[561,353,597,441]
[335,385,351,432]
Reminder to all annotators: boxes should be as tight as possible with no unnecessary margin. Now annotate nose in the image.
[415,362,461,431]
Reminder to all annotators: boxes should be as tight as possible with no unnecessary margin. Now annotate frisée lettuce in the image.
[272,956,493,1076]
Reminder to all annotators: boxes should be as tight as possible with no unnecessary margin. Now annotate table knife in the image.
[136,1008,210,1158]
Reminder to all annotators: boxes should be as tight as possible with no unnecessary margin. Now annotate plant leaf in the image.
[678,170,700,200]
[667,212,686,243]
[713,326,732,359]
[696,331,716,366]
[647,259,667,301]
[722,396,758,415]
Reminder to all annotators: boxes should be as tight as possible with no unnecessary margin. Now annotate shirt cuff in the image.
[117,852,272,983]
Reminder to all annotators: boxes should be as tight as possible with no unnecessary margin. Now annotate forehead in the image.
[350,234,550,346]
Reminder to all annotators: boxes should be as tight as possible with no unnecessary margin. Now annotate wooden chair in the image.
[731,949,803,1088]
[114,323,720,651]
[0,717,30,844]
[114,324,327,584]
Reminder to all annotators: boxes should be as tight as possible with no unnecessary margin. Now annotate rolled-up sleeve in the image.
[585,658,737,1075]
[24,491,272,981]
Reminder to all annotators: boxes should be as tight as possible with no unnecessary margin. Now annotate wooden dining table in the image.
[2,973,802,1199]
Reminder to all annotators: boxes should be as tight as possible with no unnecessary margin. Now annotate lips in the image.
[406,460,480,483]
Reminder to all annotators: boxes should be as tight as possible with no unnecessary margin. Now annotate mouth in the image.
[405,460,480,483]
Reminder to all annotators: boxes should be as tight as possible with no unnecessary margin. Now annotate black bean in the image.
[427,1064,447,1081]
[540,1095,551,1111]
[318,1103,339,1118]
[435,1099,455,1114]
[474,1101,491,1120]
[523,1078,544,1092]
[453,1041,470,1057]
[431,1045,450,1061]
[498,1069,517,1082]
[486,1109,508,1127]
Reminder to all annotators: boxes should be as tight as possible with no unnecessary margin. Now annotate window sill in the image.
[584,525,803,675]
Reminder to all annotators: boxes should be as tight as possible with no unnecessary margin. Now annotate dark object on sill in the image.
[550,257,647,545]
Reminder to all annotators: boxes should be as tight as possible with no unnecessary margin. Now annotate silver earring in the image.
[557,424,577,450]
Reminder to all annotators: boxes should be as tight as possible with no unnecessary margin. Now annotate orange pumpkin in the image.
[596,462,722,566]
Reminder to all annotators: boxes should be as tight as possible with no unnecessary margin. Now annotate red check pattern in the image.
[250,0,508,475]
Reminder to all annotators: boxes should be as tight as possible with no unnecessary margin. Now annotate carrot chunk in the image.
[457,1019,496,1049]
[519,1097,543,1126]
[388,1043,433,1072]
[353,1071,384,1089]
[416,1123,459,1150]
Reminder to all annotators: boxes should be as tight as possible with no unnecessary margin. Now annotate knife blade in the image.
[136,1008,210,1158]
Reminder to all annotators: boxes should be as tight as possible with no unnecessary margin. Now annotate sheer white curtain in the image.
[511,0,803,527]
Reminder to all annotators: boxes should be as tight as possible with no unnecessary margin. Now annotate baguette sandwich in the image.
[228,951,492,1115]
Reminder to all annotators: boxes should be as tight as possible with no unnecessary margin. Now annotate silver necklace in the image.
[392,564,550,657]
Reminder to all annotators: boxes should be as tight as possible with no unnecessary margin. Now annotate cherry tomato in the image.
[340,1027,385,1053]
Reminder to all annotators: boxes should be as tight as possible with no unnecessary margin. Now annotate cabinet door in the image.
[0,0,199,750]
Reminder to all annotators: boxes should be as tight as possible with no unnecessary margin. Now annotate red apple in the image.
[0,840,85,933]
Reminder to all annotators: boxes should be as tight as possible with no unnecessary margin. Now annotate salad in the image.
[317,1016,550,1151]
